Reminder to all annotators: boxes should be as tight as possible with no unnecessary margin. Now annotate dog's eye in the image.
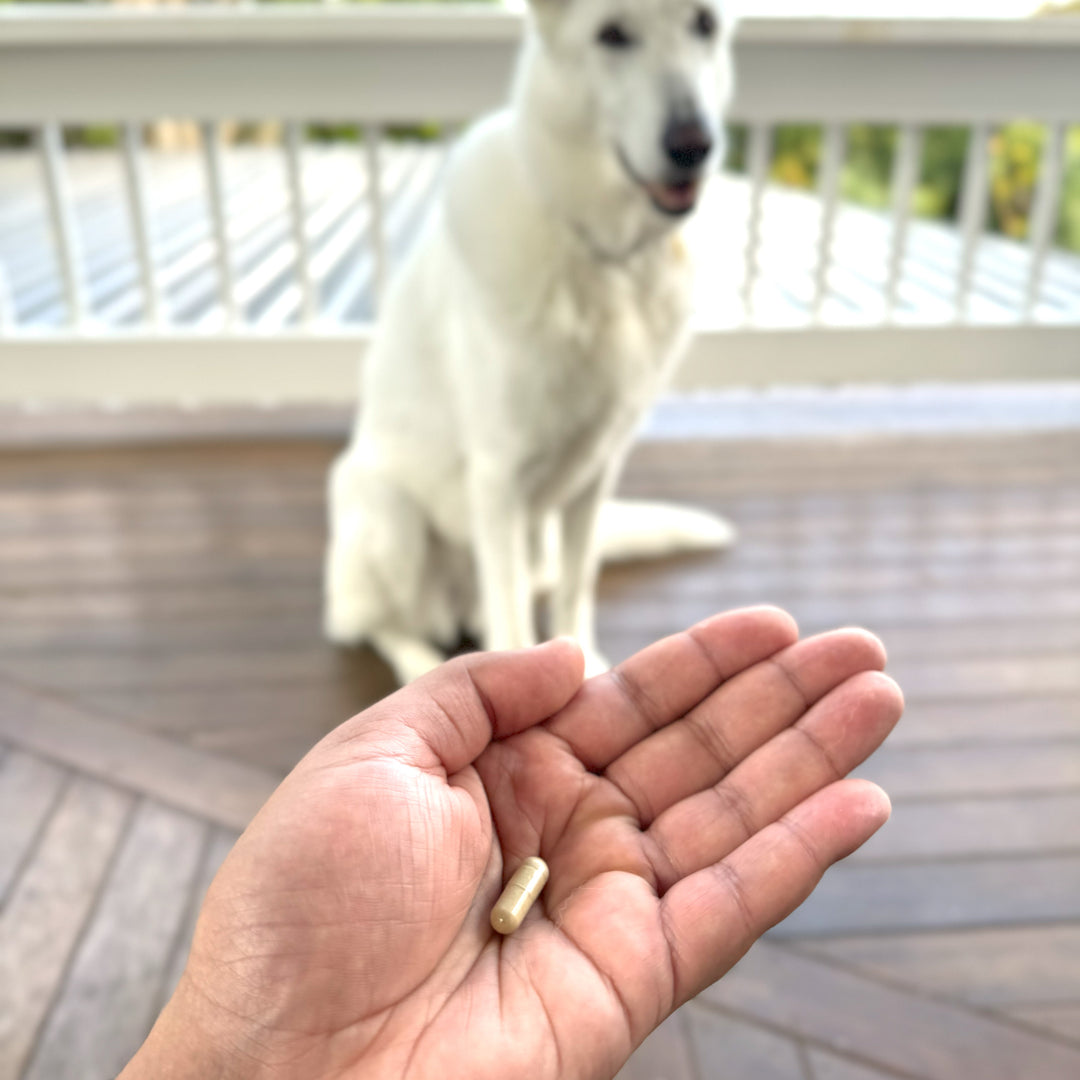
[692,6,718,39]
[596,21,636,49]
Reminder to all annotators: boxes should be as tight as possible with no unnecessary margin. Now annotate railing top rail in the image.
[3,5,1080,49]
[2,4,1078,124]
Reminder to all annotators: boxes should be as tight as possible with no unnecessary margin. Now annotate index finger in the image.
[546,607,799,770]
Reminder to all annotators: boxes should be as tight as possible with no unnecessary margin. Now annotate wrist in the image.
[120,975,266,1080]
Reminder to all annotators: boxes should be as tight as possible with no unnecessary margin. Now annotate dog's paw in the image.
[366,630,447,685]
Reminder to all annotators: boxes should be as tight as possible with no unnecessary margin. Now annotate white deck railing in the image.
[0,5,1079,404]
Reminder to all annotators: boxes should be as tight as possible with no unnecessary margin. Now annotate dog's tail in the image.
[597,499,737,564]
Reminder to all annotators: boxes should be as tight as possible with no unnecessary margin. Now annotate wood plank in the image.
[0,748,66,903]
[799,926,1080,1007]
[623,461,1080,502]
[0,609,326,656]
[851,792,1080,862]
[190,729,339,775]
[702,942,1080,1080]
[2,482,1075,556]
[602,557,1080,604]
[0,679,281,829]
[615,1009,697,1080]
[157,826,239,1010]
[1,643,364,694]
[0,404,1074,467]
[5,575,1078,642]
[858,739,1080,799]
[684,1004,809,1080]
[1004,1004,1080,1045]
[0,777,132,1080]
[80,680,387,742]
[0,550,320,591]
[875,697,1080,748]
[4,546,1073,596]
[854,619,1080,665]
[22,800,208,1080]
[886,656,1080,702]
[625,438,1080,487]
[706,532,1080,578]
[3,492,1078,570]
[1,403,1071,465]
[2,522,1077,593]
[806,1049,904,1080]
[0,404,352,449]
[3,447,1078,523]
[0,582,318,625]
[773,855,1080,937]
[597,585,1080,633]
[594,543,1080,601]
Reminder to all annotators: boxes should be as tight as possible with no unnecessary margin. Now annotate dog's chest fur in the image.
[441,125,695,508]
[512,234,694,506]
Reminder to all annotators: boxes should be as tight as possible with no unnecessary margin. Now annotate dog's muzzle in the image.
[618,146,707,219]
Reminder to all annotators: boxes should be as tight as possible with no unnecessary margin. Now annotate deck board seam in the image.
[0,765,72,913]
[20,791,141,1080]
[689,996,927,1080]
[0,674,281,831]
[742,939,1080,1057]
[147,819,216,1022]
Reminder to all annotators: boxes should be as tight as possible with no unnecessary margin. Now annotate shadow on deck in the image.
[1,416,1079,1078]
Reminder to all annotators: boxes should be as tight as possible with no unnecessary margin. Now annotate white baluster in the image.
[38,123,88,328]
[885,123,924,322]
[201,119,237,327]
[364,124,388,310]
[0,261,13,331]
[285,121,318,326]
[955,122,991,323]
[121,122,164,328]
[741,123,772,322]
[813,123,846,323]
[1023,121,1067,323]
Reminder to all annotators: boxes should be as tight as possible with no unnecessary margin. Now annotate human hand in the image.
[122,607,902,1080]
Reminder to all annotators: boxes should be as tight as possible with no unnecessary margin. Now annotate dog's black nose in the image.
[663,120,713,170]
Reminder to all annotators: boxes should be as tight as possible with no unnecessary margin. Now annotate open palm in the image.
[147,608,902,1080]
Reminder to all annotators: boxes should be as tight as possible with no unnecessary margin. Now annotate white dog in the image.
[325,0,737,683]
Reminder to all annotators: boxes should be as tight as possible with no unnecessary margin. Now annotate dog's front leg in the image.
[469,464,537,651]
[550,471,614,674]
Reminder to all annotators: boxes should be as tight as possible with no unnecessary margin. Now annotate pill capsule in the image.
[490,856,549,935]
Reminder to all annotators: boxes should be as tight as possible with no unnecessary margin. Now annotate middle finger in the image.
[604,628,886,826]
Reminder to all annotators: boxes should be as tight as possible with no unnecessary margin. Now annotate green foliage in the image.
[733,121,1080,254]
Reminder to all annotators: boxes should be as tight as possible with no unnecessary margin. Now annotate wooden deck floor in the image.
[1,422,1080,1078]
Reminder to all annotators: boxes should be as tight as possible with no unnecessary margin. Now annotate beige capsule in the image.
[490,857,549,935]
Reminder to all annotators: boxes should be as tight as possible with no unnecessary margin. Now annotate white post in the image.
[813,123,846,323]
[38,122,88,328]
[284,120,318,326]
[955,122,991,323]
[1023,121,1067,323]
[885,123,924,322]
[364,124,388,309]
[741,122,772,323]
[121,122,164,328]
[0,261,14,332]
[201,119,238,327]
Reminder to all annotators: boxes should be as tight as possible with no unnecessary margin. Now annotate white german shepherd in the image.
[325,0,737,683]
